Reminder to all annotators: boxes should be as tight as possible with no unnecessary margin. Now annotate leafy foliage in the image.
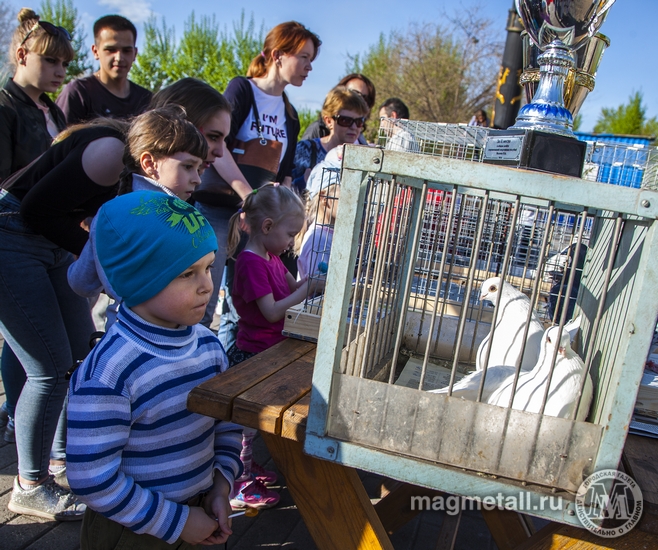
[129,16,175,92]
[297,107,320,139]
[131,10,263,94]
[348,7,502,128]
[0,0,13,84]
[593,91,658,139]
[39,0,91,86]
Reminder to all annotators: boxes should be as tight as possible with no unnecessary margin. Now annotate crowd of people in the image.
[0,7,424,548]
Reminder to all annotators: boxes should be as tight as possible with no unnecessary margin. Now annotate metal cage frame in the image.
[304,144,658,527]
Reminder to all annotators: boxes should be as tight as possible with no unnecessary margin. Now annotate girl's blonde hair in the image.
[10,8,75,70]
[321,86,369,120]
[227,184,305,258]
[119,105,208,194]
[294,182,340,254]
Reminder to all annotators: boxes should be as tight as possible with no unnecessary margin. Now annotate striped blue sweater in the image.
[67,306,243,543]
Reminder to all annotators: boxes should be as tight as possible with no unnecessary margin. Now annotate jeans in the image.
[0,191,94,480]
[195,202,235,328]
[1,342,26,417]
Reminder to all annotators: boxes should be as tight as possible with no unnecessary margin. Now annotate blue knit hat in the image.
[96,191,218,307]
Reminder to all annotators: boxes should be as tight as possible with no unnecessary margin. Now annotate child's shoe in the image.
[50,464,69,489]
[251,460,277,486]
[230,477,280,509]
[8,476,86,521]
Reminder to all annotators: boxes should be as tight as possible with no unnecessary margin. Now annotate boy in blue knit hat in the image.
[67,191,243,549]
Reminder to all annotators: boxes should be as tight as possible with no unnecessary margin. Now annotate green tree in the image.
[132,10,263,94]
[0,1,13,85]
[39,0,92,86]
[130,16,176,92]
[297,107,320,139]
[573,114,582,132]
[348,7,501,128]
[593,91,658,138]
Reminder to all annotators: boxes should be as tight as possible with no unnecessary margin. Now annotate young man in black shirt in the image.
[56,15,151,124]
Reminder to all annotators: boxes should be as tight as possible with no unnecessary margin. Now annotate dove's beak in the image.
[558,346,566,355]
[480,292,488,302]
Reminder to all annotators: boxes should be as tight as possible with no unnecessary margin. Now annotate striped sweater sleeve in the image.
[67,376,190,543]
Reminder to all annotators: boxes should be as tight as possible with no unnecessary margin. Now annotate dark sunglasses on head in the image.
[21,20,72,46]
[333,115,366,128]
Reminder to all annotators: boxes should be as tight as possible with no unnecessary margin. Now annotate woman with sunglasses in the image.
[301,73,376,145]
[291,86,368,192]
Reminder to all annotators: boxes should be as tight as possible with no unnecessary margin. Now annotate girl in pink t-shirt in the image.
[224,183,307,509]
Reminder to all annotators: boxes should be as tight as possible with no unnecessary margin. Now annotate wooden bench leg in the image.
[435,509,462,550]
[481,508,534,550]
[261,433,394,550]
[374,481,443,535]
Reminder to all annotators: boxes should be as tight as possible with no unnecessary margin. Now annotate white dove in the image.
[428,364,516,402]
[475,277,544,373]
[487,319,593,420]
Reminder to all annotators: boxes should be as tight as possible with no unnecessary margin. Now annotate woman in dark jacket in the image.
[0,8,71,181]
[0,5,73,472]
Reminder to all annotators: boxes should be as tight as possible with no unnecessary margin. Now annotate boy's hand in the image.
[200,474,233,545]
[180,506,222,545]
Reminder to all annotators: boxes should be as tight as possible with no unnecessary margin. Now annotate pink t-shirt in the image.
[233,250,291,353]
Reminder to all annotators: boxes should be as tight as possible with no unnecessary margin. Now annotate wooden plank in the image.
[281,393,311,442]
[513,523,658,549]
[434,509,461,550]
[262,433,394,550]
[187,339,315,420]
[373,482,443,535]
[232,352,315,434]
[481,508,532,550]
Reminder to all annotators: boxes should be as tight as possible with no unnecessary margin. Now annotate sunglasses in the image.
[333,115,366,128]
[20,20,72,47]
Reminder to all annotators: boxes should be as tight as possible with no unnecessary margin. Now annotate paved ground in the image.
[0,335,502,550]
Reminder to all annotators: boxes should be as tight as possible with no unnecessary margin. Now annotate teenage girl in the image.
[68,106,209,325]
[0,7,74,446]
[224,184,307,509]
[196,21,321,330]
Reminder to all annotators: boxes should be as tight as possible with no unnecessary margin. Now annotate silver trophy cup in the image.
[512,0,616,136]
[520,31,609,119]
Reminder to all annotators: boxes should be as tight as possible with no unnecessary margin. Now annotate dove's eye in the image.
[547,336,552,344]
[489,285,496,292]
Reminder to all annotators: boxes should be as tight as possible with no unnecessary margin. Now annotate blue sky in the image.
[63,0,657,132]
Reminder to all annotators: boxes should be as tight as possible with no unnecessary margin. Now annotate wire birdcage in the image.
[377,120,658,189]
[302,144,658,528]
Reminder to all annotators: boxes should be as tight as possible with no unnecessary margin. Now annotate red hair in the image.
[247,21,321,78]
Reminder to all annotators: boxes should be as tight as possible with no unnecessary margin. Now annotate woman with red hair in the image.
[195,22,321,329]
[193,23,321,509]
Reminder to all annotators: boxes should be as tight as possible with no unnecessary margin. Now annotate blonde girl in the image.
[224,184,307,509]
[297,182,341,281]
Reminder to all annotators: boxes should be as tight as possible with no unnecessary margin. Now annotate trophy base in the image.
[482,129,586,178]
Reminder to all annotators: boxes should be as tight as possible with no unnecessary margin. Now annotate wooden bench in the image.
[188,338,658,550]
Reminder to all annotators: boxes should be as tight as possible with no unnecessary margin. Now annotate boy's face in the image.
[92,28,137,82]
[146,151,204,201]
[131,252,215,328]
